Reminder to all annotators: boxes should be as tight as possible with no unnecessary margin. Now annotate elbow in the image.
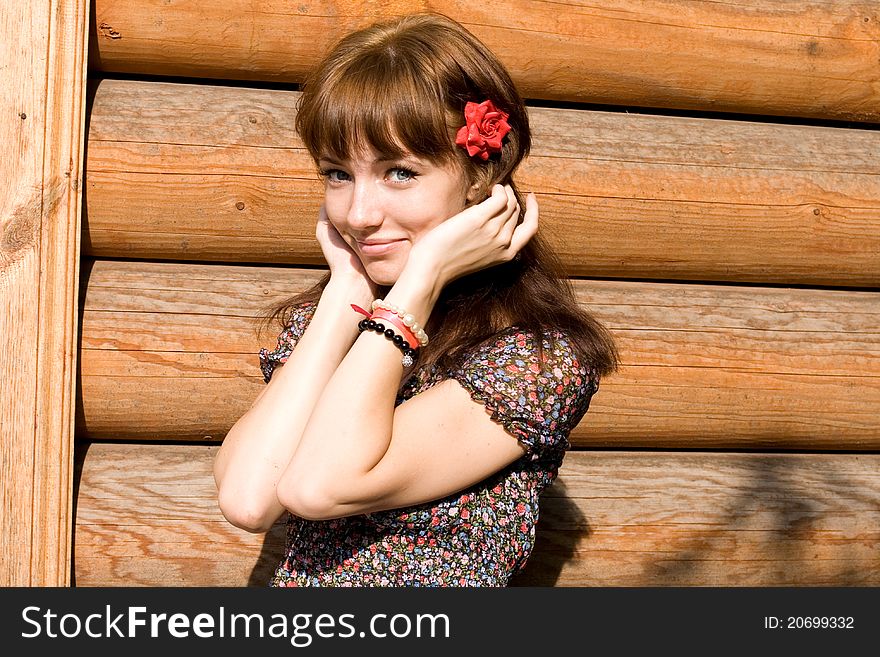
[217,486,280,534]
[276,474,348,521]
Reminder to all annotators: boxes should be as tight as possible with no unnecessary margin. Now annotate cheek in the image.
[451,194,468,215]
[414,188,468,229]
[446,182,470,216]
[433,197,467,229]
[323,195,346,225]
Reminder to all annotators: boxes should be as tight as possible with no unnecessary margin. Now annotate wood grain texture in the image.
[510,450,880,586]
[89,0,880,121]
[76,259,880,449]
[84,79,880,287]
[1,0,89,586]
[72,443,880,586]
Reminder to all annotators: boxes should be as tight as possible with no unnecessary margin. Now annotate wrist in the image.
[325,273,375,306]
[382,262,442,333]
[393,259,443,308]
[317,278,374,334]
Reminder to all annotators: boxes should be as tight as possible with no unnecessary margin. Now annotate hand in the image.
[406,185,539,288]
[315,205,377,296]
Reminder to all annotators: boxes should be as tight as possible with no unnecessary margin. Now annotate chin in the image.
[364,264,402,287]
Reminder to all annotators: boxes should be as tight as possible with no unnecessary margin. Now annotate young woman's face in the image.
[319,147,472,285]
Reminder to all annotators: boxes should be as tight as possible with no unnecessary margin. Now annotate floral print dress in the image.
[257,302,599,587]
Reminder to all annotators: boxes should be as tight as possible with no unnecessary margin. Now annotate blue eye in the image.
[388,167,418,182]
[319,168,351,183]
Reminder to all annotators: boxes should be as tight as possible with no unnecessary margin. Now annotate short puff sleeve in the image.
[258,302,317,384]
[447,327,599,462]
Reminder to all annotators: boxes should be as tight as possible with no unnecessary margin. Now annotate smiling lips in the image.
[356,239,405,256]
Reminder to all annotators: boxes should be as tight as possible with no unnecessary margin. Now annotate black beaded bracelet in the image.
[358,318,420,367]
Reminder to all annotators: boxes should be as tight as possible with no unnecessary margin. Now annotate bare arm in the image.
[213,277,373,531]
[278,187,540,519]
[215,201,383,532]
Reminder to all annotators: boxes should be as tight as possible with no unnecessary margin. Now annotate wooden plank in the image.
[89,0,880,122]
[76,260,880,449]
[72,442,286,587]
[511,450,880,586]
[84,79,880,286]
[72,443,880,586]
[0,0,89,586]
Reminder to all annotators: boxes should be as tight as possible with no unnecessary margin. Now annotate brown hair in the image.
[261,12,618,377]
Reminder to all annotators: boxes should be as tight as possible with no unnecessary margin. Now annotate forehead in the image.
[318,144,410,164]
[320,146,465,175]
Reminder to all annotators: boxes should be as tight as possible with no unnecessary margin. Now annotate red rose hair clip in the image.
[455,100,511,161]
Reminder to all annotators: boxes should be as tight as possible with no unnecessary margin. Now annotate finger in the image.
[465,184,507,223]
[495,184,516,220]
[488,183,506,203]
[462,184,509,235]
[494,183,513,214]
[502,183,522,219]
[498,198,521,244]
[504,185,517,212]
[488,185,518,234]
[507,192,539,254]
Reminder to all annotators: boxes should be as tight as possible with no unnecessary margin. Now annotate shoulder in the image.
[456,325,598,395]
[282,300,318,338]
[445,325,600,453]
[258,301,318,384]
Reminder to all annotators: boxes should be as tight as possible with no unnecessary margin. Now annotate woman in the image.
[214,12,617,587]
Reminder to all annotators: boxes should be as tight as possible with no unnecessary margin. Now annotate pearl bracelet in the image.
[370,299,429,346]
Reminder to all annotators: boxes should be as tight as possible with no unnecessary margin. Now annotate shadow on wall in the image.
[66,445,876,586]
[510,453,878,587]
[245,478,588,587]
[248,523,287,587]
[509,478,587,586]
[637,454,875,587]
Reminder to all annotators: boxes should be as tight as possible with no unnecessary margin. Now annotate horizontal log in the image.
[90,1,880,122]
[84,79,880,287]
[76,259,880,449]
[72,442,880,586]
[73,442,284,587]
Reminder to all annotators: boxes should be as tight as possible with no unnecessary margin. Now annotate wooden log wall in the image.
[73,1,880,586]
[90,0,880,121]
[84,79,880,287]
[74,444,880,586]
[77,260,880,449]
[1,0,89,586]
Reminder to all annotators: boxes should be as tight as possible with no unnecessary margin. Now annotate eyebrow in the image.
[317,154,416,165]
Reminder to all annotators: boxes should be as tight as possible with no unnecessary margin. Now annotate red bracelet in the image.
[351,304,372,318]
[369,309,421,349]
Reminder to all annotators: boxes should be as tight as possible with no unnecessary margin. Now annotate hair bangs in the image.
[299,55,456,165]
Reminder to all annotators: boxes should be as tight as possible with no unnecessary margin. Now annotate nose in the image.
[346,179,384,232]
